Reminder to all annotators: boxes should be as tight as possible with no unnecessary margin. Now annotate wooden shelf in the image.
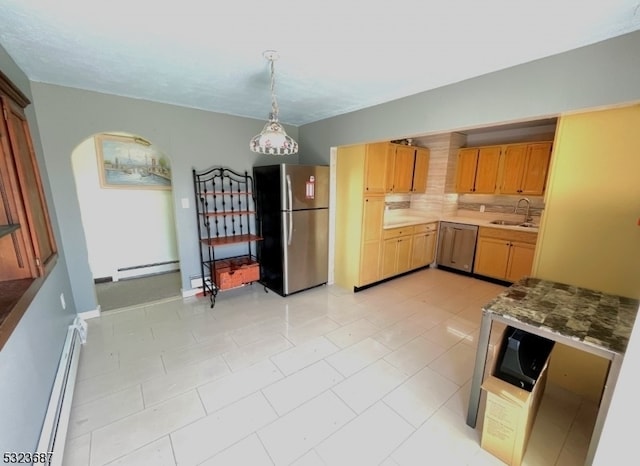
[200,191,253,196]
[0,224,20,239]
[200,234,262,246]
[201,210,255,217]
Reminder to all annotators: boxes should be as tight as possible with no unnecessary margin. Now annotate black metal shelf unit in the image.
[193,166,261,307]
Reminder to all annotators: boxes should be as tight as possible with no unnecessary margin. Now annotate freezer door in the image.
[280,164,329,211]
[282,208,329,295]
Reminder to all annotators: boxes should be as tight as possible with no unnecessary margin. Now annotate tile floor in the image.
[62,268,597,466]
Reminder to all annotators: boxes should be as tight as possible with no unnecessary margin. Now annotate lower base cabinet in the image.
[474,227,537,282]
[381,222,438,279]
[382,226,414,279]
[411,223,437,269]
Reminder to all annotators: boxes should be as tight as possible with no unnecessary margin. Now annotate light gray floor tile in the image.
[64,268,595,466]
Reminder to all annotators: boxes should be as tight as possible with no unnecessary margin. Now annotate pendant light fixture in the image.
[249,50,298,155]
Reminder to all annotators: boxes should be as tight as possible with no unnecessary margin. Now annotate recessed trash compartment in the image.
[481,326,555,466]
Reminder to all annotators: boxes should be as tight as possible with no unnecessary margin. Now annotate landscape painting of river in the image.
[96,134,171,190]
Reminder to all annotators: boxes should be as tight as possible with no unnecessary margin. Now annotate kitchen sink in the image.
[490,219,538,229]
[490,220,522,226]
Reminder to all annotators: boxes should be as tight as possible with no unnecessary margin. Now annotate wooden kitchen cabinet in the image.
[473,227,537,282]
[506,241,536,282]
[388,145,415,193]
[411,222,437,269]
[359,196,385,285]
[455,146,501,193]
[335,143,388,290]
[382,226,414,278]
[500,142,552,195]
[411,147,430,193]
[364,142,392,194]
[387,144,430,193]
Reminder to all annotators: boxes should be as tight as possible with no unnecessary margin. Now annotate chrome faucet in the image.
[515,197,532,223]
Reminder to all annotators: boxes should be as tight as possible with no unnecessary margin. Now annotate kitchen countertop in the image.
[483,276,639,353]
[383,211,539,233]
[467,276,639,463]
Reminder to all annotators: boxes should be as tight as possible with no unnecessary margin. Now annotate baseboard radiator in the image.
[37,317,87,466]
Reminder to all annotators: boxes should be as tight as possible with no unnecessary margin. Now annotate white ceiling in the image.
[1,0,639,126]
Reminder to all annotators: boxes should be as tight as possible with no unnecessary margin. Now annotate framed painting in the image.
[95,134,171,190]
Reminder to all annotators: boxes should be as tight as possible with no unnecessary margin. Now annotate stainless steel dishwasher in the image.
[436,222,479,273]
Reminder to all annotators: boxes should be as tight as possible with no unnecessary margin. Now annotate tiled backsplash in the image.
[457,194,544,217]
[385,200,411,210]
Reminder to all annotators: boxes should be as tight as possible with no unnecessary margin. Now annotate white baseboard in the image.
[182,288,200,298]
[78,305,101,320]
[114,262,179,281]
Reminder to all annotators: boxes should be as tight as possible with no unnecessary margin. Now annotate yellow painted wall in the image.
[535,104,640,297]
[533,104,640,401]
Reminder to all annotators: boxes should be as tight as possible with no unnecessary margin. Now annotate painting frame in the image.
[95,134,172,190]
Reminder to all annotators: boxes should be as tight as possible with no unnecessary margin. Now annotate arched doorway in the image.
[71,131,180,311]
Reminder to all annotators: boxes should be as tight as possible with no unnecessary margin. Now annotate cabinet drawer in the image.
[478,226,537,244]
[383,226,415,239]
[413,222,437,233]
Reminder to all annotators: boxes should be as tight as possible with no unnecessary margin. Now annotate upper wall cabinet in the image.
[455,146,501,193]
[455,142,552,195]
[387,144,430,194]
[411,147,430,193]
[364,142,392,194]
[499,142,552,195]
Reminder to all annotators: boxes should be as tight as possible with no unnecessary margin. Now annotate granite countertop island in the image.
[484,277,639,354]
[468,276,639,465]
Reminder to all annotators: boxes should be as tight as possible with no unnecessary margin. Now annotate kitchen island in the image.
[466,277,639,465]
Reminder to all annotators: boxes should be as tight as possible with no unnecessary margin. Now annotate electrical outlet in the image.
[480,205,485,213]
[60,292,66,310]
[181,198,189,209]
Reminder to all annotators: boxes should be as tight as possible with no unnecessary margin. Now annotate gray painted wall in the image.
[298,30,640,165]
[0,47,76,453]
[29,83,299,313]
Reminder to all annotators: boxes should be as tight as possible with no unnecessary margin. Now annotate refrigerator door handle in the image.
[288,211,293,246]
[286,174,293,212]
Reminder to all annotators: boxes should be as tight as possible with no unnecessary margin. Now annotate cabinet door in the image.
[424,231,437,264]
[500,144,528,194]
[0,96,55,280]
[455,148,478,193]
[506,241,535,282]
[364,142,391,194]
[411,233,428,269]
[359,196,385,285]
[411,147,430,193]
[382,238,398,278]
[473,237,510,279]
[520,143,552,195]
[359,240,382,285]
[410,231,436,269]
[474,147,501,193]
[362,196,384,243]
[391,145,415,193]
[396,236,413,274]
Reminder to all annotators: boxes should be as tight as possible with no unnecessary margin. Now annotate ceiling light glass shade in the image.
[250,50,298,155]
[250,113,298,155]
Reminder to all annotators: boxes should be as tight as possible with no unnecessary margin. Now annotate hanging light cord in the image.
[269,58,279,120]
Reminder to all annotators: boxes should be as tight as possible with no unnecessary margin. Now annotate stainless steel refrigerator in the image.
[253,164,329,296]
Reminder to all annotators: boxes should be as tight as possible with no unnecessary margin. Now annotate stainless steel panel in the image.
[437,222,478,272]
[282,208,329,295]
[280,164,329,211]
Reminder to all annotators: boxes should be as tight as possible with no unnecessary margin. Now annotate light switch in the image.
[181,198,189,209]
